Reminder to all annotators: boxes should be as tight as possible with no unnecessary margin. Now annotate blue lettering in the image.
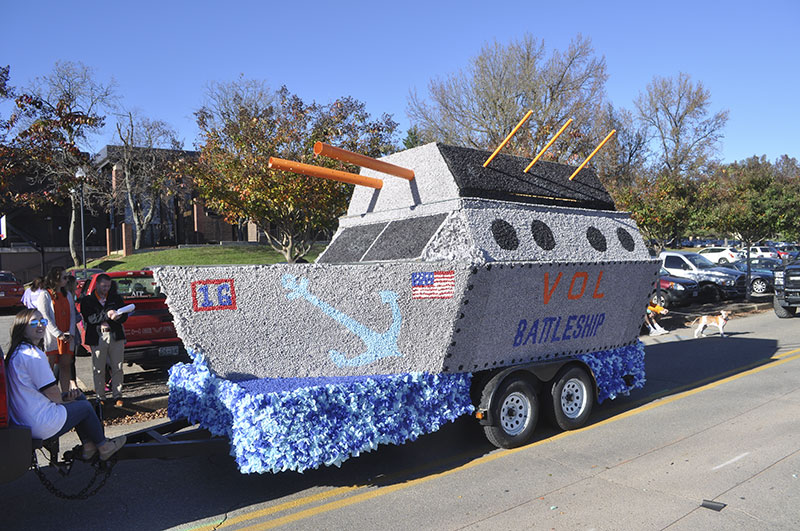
[197,285,213,307]
[574,315,586,338]
[217,283,232,306]
[524,319,539,345]
[551,316,562,342]
[562,315,577,341]
[513,320,527,347]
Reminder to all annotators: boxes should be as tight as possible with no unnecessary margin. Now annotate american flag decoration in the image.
[411,270,455,299]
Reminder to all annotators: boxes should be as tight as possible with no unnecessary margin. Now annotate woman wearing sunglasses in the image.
[4,308,126,461]
[34,266,78,393]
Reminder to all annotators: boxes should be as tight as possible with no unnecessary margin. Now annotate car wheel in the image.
[546,366,594,431]
[751,278,768,294]
[482,374,539,449]
[773,296,797,318]
[718,258,728,264]
[650,291,668,308]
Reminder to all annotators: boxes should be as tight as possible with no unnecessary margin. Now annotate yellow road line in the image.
[238,351,800,530]
[774,347,800,359]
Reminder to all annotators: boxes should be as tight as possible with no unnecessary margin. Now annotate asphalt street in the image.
[1,304,798,530]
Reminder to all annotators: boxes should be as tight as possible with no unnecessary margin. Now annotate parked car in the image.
[0,271,24,309]
[726,258,782,294]
[775,244,800,260]
[660,251,746,301]
[77,270,189,370]
[650,267,700,307]
[747,246,779,259]
[67,267,106,295]
[697,246,743,264]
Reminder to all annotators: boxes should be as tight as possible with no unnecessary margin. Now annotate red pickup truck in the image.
[77,271,189,370]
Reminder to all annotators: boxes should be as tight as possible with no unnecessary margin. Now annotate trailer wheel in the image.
[548,366,594,431]
[482,375,538,449]
[773,296,797,318]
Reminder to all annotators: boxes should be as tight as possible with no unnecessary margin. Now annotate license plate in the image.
[159,346,180,357]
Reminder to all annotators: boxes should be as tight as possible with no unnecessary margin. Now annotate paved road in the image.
[2,308,799,530]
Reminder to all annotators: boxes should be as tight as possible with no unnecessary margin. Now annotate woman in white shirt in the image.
[4,308,125,460]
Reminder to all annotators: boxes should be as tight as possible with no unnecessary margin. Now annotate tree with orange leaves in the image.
[192,81,398,262]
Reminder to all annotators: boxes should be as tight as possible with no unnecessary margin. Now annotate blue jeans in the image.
[52,396,105,444]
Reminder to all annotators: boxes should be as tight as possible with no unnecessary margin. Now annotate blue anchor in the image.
[281,274,404,367]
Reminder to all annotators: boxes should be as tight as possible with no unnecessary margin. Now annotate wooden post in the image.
[121,223,134,257]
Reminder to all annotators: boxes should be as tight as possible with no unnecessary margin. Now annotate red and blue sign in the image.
[191,278,237,312]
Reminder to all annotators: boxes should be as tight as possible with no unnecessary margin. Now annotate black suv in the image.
[773,258,800,318]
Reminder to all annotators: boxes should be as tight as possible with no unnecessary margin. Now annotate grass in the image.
[86,244,324,272]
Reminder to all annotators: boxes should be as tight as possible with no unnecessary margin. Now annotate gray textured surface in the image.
[446,260,658,373]
[361,213,447,261]
[154,258,658,379]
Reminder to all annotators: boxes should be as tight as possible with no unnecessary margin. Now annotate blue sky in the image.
[3,0,798,163]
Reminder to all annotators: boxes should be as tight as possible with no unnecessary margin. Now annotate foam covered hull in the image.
[154,259,658,380]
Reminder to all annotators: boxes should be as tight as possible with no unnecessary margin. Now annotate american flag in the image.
[411,270,455,299]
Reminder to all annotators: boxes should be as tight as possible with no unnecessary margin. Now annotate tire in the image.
[650,291,668,308]
[773,296,797,318]
[718,258,728,264]
[547,366,594,431]
[700,284,722,303]
[482,375,539,449]
[751,278,768,295]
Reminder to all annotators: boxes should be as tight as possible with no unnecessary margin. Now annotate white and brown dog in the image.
[691,310,730,338]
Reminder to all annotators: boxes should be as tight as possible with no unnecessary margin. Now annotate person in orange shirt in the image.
[34,266,78,393]
[645,303,669,336]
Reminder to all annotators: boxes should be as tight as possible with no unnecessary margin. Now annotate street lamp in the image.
[75,167,87,275]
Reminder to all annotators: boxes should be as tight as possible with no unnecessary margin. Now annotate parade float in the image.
[154,115,660,474]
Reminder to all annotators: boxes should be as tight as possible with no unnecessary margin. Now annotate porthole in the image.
[616,228,635,252]
[587,227,607,252]
[531,220,556,251]
[491,219,519,250]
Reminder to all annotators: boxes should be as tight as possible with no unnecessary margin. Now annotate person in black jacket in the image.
[80,274,128,407]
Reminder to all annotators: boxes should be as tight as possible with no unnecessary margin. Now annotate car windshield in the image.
[113,276,163,298]
[686,254,717,269]
[0,272,18,282]
[659,267,670,276]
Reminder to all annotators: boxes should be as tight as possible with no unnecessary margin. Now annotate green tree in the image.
[193,81,398,262]
[407,34,608,161]
[610,171,698,253]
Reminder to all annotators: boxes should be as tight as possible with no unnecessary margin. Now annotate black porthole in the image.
[587,227,607,251]
[530,219,556,250]
[617,227,635,252]
[491,219,519,250]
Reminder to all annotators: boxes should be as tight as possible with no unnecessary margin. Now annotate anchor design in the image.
[281,274,404,367]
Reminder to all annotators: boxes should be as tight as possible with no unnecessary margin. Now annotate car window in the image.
[686,254,715,269]
[664,256,687,269]
[113,276,162,298]
[0,272,18,282]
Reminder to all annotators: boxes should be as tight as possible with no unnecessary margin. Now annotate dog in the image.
[690,310,730,338]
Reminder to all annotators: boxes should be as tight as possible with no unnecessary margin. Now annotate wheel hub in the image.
[560,378,587,419]
[500,392,530,436]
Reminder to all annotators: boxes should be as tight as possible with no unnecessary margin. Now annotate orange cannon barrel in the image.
[568,130,616,181]
[268,157,383,189]
[314,142,415,181]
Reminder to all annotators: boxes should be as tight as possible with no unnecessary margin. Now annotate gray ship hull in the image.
[154,258,658,380]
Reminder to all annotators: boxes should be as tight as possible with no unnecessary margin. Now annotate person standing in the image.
[34,267,77,393]
[21,277,44,310]
[80,274,127,407]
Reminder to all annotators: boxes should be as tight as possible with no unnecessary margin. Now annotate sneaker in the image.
[648,329,659,336]
[99,435,127,461]
[657,328,669,335]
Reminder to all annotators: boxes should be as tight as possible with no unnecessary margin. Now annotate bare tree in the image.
[114,111,183,249]
[593,104,649,188]
[635,72,728,178]
[407,34,608,161]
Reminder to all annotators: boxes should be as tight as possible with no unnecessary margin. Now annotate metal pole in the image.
[80,181,86,274]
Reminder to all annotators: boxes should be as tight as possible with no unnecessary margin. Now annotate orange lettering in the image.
[568,272,588,300]
[592,270,605,299]
[543,272,562,305]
